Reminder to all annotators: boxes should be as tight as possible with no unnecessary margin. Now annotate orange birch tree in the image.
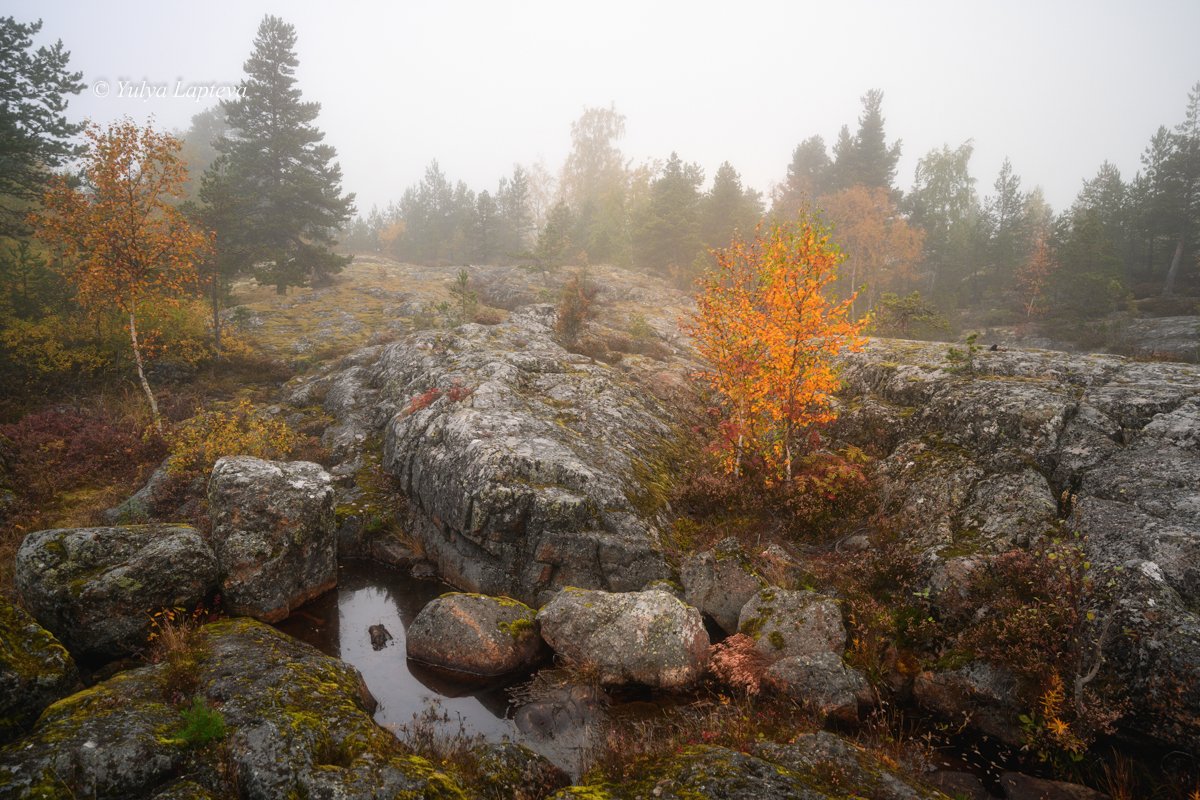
[821,185,923,316]
[686,215,867,482]
[1017,233,1056,318]
[32,119,210,433]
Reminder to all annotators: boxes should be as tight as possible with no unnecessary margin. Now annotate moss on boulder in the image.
[0,595,80,744]
[0,617,470,800]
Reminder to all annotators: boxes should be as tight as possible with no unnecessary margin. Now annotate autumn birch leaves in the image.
[686,216,866,483]
[32,120,210,433]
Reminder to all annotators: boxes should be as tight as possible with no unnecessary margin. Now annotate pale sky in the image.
[11,0,1200,215]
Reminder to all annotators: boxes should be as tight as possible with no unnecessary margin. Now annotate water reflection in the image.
[275,559,516,740]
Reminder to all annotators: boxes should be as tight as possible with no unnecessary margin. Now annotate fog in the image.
[9,0,1200,212]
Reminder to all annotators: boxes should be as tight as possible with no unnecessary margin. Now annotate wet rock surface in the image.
[0,617,469,800]
[14,524,219,660]
[0,596,80,743]
[208,456,337,622]
[406,592,545,676]
[537,588,709,688]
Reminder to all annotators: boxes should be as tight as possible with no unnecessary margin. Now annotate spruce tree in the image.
[208,15,354,293]
[830,90,902,194]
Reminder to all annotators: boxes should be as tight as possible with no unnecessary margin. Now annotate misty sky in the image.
[11,0,1200,216]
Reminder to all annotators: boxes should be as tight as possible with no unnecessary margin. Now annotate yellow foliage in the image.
[0,313,109,378]
[167,399,298,479]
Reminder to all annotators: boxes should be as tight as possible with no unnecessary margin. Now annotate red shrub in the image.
[0,407,165,506]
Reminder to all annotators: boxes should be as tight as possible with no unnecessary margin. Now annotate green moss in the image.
[551,787,619,799]
[0,597,74,684]
[497,616,534,638]
[768,630,787,651]
[939,528,983,558]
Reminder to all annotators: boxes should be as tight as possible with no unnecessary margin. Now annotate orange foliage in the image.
[31,119,211,431]
[685,216,866,482]
[1018,233,1056,318]
[820,185,923,315]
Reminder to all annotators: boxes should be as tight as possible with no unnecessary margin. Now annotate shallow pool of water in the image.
[274,559,517,740]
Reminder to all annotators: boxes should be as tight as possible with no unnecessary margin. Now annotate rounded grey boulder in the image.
[738,588,846,665]
[537,588,709,688]
[681,537,766,634]
[208,456,336,622]
[407,592,546,676]
[15,524,219,660]
[763,652,873,724]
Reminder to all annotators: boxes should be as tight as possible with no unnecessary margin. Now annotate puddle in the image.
[274,559,517,740]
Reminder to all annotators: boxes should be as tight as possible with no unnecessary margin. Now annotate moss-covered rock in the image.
[14,524,219,660]
[553,739,953,799]
[0,595,79,744]
[0,617,470,800]
[754,731,953,799]
[406,592,547,677]
[469,741,570,799]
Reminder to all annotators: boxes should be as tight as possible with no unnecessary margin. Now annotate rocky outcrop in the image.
[379,310,674,604]
[208,457,336,622]
[406,592,546,677]
[0,617,469,800]
[0,596,79,743]
[551,733,952,799]
[737,588,847,665]
[537,588,709,688]
[681,537,766,634]
[14,524,219,660]
[289,305,680,605]
[835,339,1200,752]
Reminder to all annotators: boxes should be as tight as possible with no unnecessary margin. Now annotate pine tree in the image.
[984,158,1029,294]
[703,162,763,251]
[497,165,534,258]
[773,136,829,218]
[207,15,354,293]
[633,152,704,272]
[0,17,86,239]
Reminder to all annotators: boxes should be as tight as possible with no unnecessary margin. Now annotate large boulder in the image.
[537,588,709,688]
[292,305,678,605]
[208,457,336,622]
[406,592,546,676]
[0,617,470,800]
[763,652,873,724]
[14,524,219,660]
[0,595,79,743]
[680,537,766,634]
[737,589,847,665]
